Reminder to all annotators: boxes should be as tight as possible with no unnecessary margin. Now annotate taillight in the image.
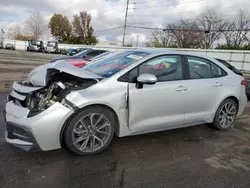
[241,80,248,86]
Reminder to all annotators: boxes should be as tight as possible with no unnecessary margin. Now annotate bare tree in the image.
[196,10,226,48]
[168,20,204,48]
[149,29,174,47]
[8,24,22,39]
[223,10,250,48]
[24,12,47,40]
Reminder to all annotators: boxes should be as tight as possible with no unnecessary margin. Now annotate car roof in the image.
[91,49,107,52]
[131,48,172,54]
[129,49,213,59]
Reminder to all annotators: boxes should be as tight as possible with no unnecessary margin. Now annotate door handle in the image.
[214,82,222,87]
[175,86,188,92]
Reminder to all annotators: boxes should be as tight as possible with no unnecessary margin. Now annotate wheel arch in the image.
[226,96,239,109]
[59,103,120,147]
[207,95,239,123]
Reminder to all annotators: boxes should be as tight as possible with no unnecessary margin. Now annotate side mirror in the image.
[136,74,157,89]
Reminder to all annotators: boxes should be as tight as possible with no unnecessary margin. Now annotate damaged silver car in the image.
[4,50,248,155]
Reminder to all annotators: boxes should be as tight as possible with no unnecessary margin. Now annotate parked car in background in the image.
[27,40,45,52]
[50,49,107,63]
[70,48,88,56]
[60,51,114,67]
[65,48,76,55]
[5,43,15,50]
[215,58,243,76]
[64,48,88,56]
[45,41,60,53]
[4,50,248,155]
[0,41,3,49]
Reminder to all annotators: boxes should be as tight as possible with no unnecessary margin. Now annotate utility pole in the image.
[0,28,4,48]
[204,30,210,49]
[122,0,130,47]
[136,35,139,47]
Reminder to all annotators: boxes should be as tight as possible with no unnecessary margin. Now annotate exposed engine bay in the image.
[9,71,99,116]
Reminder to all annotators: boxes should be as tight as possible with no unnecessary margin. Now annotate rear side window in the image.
[211,63,227,77]
[187,56,227,79]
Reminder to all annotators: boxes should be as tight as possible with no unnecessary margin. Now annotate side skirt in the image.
[126,120,206,137]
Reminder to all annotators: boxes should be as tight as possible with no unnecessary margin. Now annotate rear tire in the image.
[212,98,238,131]
[64,106,115,155]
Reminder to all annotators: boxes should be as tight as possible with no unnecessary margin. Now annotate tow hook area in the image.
[61,99,79,111]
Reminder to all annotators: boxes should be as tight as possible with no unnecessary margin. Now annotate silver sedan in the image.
[4,50,248,155]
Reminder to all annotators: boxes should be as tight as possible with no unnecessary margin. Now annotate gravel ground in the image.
[0,49,250,188]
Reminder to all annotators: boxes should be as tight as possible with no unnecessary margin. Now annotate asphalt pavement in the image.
[0,50,65,93]
[0,50,250,188]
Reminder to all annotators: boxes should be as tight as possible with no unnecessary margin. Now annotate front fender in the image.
[65,87,130,137]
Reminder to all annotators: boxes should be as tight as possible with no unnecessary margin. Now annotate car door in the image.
[183,56,228,123]
[128,55,187,131]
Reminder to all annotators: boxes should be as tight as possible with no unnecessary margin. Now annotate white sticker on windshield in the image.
[127,54,143,60]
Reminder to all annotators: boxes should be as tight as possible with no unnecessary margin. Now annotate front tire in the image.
[212,98,238,131]
[64,106,115,155]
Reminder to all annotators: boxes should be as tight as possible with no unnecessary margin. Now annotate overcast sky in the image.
[0,0,249,46]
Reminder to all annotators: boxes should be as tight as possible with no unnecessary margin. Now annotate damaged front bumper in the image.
[3,63,99,151]
[4,100,74,151]
[5,122,40,151]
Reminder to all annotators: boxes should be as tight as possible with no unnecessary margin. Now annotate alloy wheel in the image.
[72,113,111,152]
[218,101,237,128]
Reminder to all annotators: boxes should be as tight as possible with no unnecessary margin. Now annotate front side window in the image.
[138,56,183,82]
[187,56,226,79]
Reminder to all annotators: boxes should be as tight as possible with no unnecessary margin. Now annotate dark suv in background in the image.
[50,49,107,63]
[216,58,243,76]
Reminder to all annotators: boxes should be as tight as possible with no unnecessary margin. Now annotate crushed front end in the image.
[4,63,100,151]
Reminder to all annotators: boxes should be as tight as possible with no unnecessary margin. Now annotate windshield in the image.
[73,49,89,57]
[31,41,41,46]
[83,51,150,78]
[47,42,56,47]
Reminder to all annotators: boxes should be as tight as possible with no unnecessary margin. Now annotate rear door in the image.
[183,56,228,123]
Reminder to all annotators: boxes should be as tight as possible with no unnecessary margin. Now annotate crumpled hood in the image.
[27,62,102,87]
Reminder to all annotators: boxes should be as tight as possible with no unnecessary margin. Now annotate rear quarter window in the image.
[187,56,227,79]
